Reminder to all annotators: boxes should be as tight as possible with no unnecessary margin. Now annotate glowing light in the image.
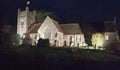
[105,33,109,40]
[27,1,30,5]
[91,33,105,49]
[22,34,26,39]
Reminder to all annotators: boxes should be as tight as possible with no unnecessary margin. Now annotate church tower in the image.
[17,2,36,38]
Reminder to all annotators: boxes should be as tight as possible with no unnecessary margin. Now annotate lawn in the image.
[0,46,120,70]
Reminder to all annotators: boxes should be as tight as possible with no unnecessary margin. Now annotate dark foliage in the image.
[11,34,21,46]
[81,24,96,46]
[36,11,56,23]
[22,35,32,45]
[37,38,49,47]
[0,24,13,47]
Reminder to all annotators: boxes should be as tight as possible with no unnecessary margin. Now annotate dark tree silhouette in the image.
[37,38,49,47]
[36,11,55,23]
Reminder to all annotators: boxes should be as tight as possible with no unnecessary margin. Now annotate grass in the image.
[9,46,120,62]
[1,46,120,70]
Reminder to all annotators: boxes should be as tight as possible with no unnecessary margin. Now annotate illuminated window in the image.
[31,21,33,23]
[69,36,72,41]
[22,34,26,39]
[21,22,24,28]
[59,37,61,40]
[79,37,81,41]
[44,32,51,39]
[105,33,109,40]
[44,27,51,39]
[69,36,74,46]
[76,36,77,41]
[34,35,37,39]
[55,33,57,37]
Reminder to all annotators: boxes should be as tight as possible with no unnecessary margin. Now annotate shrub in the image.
[91,33,105,49]
[37,38,49,47]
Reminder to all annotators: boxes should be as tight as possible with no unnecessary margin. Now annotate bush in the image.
[37,38,49,47]
[91,33,105,49]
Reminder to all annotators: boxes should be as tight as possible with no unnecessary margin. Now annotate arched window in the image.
[21,22,24,28]
[44,27,51,39]
[76,36,78,41]
[55,33,57,37]
[69,36,72,42]
[34,35,37,39]
[79,36,81,41]
[44,32,51,39]
[69,36,73,46]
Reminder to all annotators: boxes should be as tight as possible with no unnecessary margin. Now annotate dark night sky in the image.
[0,0,120,30]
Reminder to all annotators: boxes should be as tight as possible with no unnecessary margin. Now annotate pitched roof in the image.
[60,23,82,35]
[27,23,42,33]
[27,16,63,33]
[46,16,63,32]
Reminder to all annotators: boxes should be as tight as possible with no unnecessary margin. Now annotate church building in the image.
[17,6,87,47]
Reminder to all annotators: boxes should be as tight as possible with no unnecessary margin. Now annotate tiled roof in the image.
[27,23,42,33]
[60,23,82,35]
[27,16,83,34]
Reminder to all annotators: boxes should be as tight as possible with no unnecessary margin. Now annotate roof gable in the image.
[43,16,63,32]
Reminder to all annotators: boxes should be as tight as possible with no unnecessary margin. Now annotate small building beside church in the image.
[81,18,119,49]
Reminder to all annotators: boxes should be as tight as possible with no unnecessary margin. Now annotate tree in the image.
[36,11,55,23]
[0,24,13,47]
[11,34,21,46]
[22,34,32,45]
[91,33,105,49]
